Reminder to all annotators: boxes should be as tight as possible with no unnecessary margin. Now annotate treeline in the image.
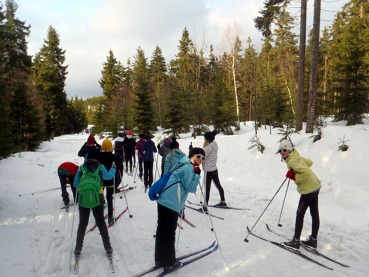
[0,0,86,158]
[1,0,369,159]
[93,0,369,137]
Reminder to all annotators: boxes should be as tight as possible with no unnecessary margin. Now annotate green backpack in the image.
[77,164,102,208]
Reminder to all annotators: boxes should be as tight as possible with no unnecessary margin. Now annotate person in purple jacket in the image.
[135,134,146,180]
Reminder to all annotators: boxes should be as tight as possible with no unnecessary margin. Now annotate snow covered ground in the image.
[1,119,368,277]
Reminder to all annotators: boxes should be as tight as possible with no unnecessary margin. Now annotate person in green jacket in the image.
[279,139,321,249]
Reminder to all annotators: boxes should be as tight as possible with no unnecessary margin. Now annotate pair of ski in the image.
[114,185,136,197]
[132,240,218,277]
[264,224,349,268]
[187,200,249,211]
[185,205,224,220]
[179,217,196,228]
[85,207,127,234]
[247,224,349,270]
[73,253,114,274]
[177,217,196,229]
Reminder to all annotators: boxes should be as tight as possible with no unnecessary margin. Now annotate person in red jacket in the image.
[58,162,79,206]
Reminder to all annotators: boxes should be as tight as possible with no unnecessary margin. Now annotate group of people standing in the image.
[56,129,321,274]
[57,131,161,259]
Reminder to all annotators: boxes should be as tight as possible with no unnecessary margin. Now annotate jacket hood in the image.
[177,154,190,165]
[84,159,100,171]
[171,149,187,160]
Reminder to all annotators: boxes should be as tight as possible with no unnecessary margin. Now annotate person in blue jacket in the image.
[73,158,116,258]
[154,147,205,272]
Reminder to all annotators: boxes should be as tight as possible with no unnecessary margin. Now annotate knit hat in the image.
[164,138,171,147]
[279,139,293,152]
[126,130,133,139]
[204,130,217,142]
[189,147,205,158]
[102,138,113,152]
[139,133,145,138]
[169,140,179,149]
[87,135,96,146]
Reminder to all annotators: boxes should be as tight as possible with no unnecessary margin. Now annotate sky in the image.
[13,0,350,99]
[0,118,368,276]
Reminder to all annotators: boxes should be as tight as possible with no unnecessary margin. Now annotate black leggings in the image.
[125,151,134,172]
[155,203,178,267]
[58,173,76,205]
[204,169,225,204]
[75,202,111,251]
[294,190,320,240]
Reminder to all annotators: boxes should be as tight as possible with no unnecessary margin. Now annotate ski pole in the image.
[133,157,138,182]
[19,186,61,196]
[153,152,159,182]
[113,176,116,225]
[176,209,184,251]
[194,192,229,272]
[119,170,132,218]
[278,179,290,227]
[122,190,133,218]
[244,177,288,243]
[71,189,78,238]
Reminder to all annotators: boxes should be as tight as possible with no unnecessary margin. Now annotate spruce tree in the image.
[99,50,125,134]
[3,0,43,153]
[0,3,14,158]
[330,0,369,125]
[132,47,156,133]
[33,26,68,138]
[169,28,198,130]
[149,46,167,127]
[205,54,235,134]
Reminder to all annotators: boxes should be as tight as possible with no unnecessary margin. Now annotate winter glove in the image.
[194,166,201,175]
[286,170,295,180]
[157,143,161,150]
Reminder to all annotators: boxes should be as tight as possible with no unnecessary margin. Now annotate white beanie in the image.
[279,139,293,151]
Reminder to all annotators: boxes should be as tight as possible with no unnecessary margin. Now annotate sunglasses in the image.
[196,155,205,160]
[279,149,288,153]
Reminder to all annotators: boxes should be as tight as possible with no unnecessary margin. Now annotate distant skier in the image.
[123,130,136,174]
[135,134,146,180]
[141,134,157,191]
[279,139,321,249]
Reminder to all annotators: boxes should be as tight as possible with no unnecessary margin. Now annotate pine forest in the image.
[0,0,368,159]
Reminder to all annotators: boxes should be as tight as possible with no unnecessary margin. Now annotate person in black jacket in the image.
[123,131,136,174]
[99,138,121,225]
[141,134,157,191]
[78,135,101,160]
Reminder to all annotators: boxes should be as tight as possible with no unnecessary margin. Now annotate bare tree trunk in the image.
[296,0,307,131]
[306,0,321,133]
[232,42,240,128]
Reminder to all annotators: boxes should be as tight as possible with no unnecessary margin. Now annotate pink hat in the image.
[87,135,96,146]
